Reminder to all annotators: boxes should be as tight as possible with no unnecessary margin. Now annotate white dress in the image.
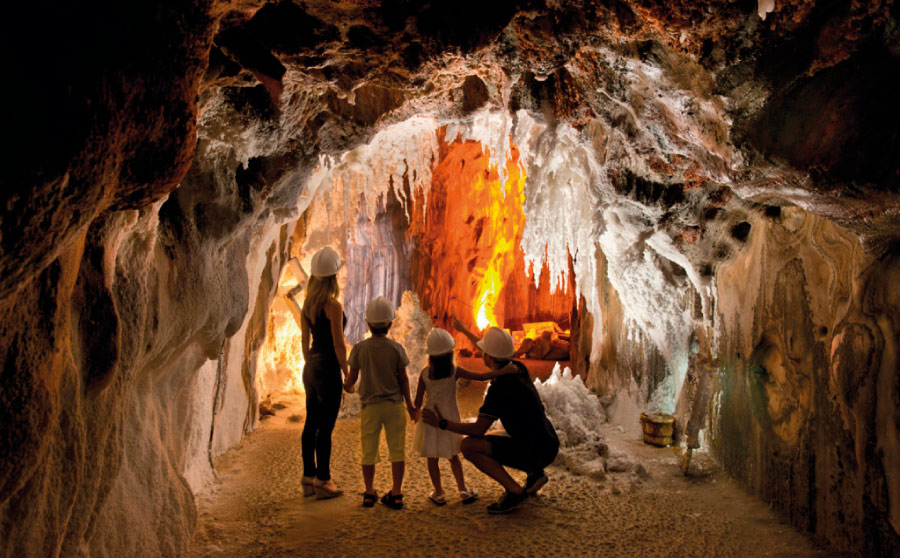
[414,366,463,458]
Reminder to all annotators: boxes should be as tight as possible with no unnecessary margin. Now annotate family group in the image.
[293,247,559,514]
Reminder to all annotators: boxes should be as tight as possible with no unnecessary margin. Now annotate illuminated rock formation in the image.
[1,1,898,556]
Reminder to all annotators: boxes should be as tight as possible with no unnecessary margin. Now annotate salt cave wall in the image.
[0,1,255,555]
[588,204,900,553]
[712,209,900,556]
[587,247,673,426]
[0,1,316,554]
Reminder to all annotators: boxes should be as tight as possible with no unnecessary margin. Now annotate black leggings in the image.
[301,356,343,481]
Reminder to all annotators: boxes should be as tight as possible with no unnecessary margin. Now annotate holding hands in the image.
[342,366,355,393]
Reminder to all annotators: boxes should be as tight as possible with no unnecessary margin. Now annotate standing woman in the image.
[299,246,348,499]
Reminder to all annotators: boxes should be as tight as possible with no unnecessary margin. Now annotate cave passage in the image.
[256,134,578,404]
[2,1,899,557]
[188,376,827,558]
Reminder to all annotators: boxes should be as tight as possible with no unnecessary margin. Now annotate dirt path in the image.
[187,383,832,558]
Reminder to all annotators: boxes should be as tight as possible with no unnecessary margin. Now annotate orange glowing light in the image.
[512,330,526,346]
[522,321,557,340]
[409,131,572,339]
[256,271,308,398]
[471,147,526,331]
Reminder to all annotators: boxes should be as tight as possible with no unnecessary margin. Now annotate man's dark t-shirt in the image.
[478,361,560,463]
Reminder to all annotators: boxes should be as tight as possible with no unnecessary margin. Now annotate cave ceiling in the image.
[4,0,899,300]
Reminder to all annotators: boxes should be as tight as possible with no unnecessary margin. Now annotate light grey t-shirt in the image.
[348,336,410,407]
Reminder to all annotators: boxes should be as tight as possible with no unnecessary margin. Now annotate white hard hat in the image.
[426,328,456,356]
[365,296,396,326]
[476,326,515,359]
[310,247,344,277]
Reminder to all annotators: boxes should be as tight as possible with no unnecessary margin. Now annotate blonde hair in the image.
[302,275,339,324]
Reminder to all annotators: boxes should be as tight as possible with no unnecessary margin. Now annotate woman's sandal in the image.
[428,491,447,506]
[362,492,378,508]
[460,490,478,505]
[380,491,404,510]
[301,476,316,497]
[313,479,343,500]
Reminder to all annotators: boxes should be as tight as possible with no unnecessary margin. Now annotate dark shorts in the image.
[485,435,557,473]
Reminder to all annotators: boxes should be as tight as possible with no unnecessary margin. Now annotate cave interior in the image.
[1,0,899,556]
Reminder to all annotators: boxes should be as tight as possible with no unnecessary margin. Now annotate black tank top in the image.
[308,307,347,358]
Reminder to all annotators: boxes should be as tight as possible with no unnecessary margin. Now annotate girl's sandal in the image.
[362,492,378,508]
[460,490,478,505]
[428,491,447,506]
[380,491,404,510]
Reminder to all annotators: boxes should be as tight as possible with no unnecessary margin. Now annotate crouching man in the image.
[422,326,559,514]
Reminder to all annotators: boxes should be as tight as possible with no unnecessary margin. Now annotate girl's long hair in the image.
[302,275,339,325]
[429,352,455,380]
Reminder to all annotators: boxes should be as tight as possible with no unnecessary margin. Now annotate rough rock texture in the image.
[713,208,900,556]
[2,1,899,556]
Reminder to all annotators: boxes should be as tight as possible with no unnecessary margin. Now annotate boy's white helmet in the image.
[310,246,344,277]
[476,326,515,359]
[365,296,396,327]
[426,328,456,356]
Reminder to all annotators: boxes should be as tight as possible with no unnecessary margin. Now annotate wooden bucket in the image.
[640,412,675,447]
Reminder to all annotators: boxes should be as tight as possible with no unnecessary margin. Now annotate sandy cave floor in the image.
[187,378,837,558]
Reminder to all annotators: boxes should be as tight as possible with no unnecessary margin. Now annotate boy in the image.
[343,296,415,509]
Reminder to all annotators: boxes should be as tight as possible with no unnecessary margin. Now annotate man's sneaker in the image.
[525,471,549,495]
[486,490,528,514]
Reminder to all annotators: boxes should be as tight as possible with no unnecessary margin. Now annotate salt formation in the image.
[324,97,714,414]
[444,108,517,190]
[338,390,362,419]
[535,364,609,478]
[255,264,308,398]
[443,44,733,411]
[297,117,440,340]
[314,115,441,222]
[297,60,724,418]
[255,299,305,396]
[388,291,432,387]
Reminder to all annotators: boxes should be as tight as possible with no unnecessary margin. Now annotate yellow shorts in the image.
[360,401,407,465]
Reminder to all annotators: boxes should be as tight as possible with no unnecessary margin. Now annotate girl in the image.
[413,327,518,505]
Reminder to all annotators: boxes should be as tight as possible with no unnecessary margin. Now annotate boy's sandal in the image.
[428,491,447,506]
[380,491,404,510]
[460,490,478,505]
[362,492,378,508]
